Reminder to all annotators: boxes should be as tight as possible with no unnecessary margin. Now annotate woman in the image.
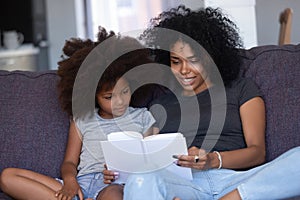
[117,5,300,200]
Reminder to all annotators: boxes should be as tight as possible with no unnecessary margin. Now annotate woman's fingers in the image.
[177,151,208,169]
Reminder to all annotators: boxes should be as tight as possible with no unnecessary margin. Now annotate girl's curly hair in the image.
[140,5,244,86]
[57,27,151,117]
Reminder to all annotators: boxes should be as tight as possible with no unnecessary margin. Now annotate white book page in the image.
[101,132,193,183]
[107,131,143,140]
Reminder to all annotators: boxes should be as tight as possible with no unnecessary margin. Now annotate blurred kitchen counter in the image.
[0,44,40,71]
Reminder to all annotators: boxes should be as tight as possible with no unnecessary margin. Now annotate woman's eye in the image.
[189,58,200,64]
[171,60,180,65]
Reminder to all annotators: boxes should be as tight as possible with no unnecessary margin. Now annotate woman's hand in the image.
[103,164,119,184]
[176,146,216,170]
[55,177,83,200]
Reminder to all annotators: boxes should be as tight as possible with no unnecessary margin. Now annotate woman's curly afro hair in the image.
[140,5,244,86]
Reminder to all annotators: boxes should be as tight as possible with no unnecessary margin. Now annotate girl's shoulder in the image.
[73,109,99,128]
[127,107,154,122]
[128,106,148,114]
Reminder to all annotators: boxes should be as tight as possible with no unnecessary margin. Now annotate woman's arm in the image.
[177,97,266,170]
[220,96,266,169]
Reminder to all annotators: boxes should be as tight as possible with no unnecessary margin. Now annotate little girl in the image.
[0,27,158,200]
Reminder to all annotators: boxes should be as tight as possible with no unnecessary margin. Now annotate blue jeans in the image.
[57,172,107,200]
[124,147,300,200]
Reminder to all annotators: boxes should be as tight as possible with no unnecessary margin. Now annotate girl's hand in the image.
[55,177,84,200]
[176,146,214,170]
[103,164,119,184]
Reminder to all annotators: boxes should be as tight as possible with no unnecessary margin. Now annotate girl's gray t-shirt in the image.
[74,107,155,177]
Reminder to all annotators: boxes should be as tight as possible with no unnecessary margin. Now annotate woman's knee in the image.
[126,172,162,188]
[284,146,300,159]
[96,184,124,200]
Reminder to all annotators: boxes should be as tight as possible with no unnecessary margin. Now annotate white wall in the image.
[256,0,300,46]
[204,0,257,48]
[44,0,299,69]
[163,0,204,10]
[163,0,257,49]
[45,0,85,69]
[164,0,300,47]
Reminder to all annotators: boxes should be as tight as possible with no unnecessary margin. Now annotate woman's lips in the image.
[178,77,196,86]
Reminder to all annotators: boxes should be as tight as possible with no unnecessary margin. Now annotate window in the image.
[85,0,163,40]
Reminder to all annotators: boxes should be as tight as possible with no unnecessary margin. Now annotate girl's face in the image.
[170,40,212,96]
[96,77,131,119]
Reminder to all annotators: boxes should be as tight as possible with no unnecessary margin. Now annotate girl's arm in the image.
[61,120,82,180]
[55,119,83,199]
[144,126,160,137]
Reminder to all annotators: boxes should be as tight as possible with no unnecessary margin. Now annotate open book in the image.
[101,131,193,183]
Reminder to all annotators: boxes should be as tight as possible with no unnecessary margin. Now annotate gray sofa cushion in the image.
[1,44,300,199]
[0,70,69,179]
[239,44,300,161]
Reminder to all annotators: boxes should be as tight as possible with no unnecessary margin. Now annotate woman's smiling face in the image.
[170,40,212,96]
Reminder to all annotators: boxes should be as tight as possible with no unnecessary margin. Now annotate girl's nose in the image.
[115,96,124,105]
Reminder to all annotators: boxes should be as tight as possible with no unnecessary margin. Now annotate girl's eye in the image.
[104,96,112,100]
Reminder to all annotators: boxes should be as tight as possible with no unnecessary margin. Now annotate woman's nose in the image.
[180,60,191,75]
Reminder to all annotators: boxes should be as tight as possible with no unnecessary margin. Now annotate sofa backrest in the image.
[0,70,69,178]
[239,44,300,162]
[0,44,299,180]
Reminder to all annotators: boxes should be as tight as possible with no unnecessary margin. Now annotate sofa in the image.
[0,44,300,199]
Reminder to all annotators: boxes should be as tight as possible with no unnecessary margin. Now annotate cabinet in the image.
[0,44,39,71]
[0,0,49,70]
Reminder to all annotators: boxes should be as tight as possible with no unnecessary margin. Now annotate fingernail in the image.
[113,172,119,175]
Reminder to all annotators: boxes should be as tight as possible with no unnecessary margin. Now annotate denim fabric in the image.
[57,172,107,200]
[238,147,300,200]
[1,44,300,200]
[124,147,300,200]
